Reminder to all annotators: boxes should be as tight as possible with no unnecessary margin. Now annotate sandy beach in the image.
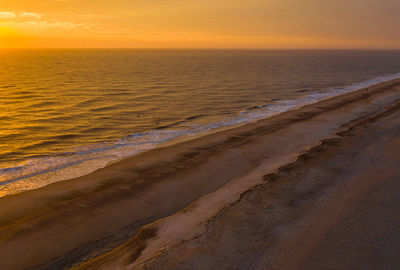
[0,79,399,270]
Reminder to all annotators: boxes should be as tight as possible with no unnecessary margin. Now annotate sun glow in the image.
[0,0,399,49]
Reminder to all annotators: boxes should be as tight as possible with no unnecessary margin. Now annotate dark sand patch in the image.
[135,100,400,270]
[0,80,399,270]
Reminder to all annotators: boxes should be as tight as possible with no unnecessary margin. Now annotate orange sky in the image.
[0,0,399,49]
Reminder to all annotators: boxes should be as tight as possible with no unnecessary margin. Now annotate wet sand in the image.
[131,90,400,270]
[0,79,399,269]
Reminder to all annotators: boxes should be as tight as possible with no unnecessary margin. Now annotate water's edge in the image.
[1,73,400,197]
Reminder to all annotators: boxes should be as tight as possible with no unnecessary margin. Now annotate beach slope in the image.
[0,80,399,269]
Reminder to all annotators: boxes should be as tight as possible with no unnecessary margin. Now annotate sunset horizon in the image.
[1,0,400,49]
[1,1,400,270]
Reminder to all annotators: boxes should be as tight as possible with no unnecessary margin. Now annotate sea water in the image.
[1,49,400,196]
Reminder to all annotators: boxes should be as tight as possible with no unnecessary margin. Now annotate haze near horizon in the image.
[0,0,399,49]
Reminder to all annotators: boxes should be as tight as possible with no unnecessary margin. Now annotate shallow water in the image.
[1,49,400,196]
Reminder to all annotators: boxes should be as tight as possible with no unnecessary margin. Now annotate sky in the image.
[0,0,399,49]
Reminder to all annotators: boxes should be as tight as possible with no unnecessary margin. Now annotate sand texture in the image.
[0,80,399,269]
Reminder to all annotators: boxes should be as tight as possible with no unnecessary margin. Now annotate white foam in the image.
[1,73,399,197]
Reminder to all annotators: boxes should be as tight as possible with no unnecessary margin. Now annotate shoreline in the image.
[0,79,399,269]
[2,73,400,198]
[130,86,400,270]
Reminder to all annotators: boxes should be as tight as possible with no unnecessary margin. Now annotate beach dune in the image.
[0,79,399,270]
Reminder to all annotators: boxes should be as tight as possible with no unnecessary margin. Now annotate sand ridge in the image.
[0,79,399,269]
[77,87,400,270]
[135,100,400,270]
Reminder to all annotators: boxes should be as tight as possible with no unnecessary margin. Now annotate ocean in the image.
[1,49,400,197]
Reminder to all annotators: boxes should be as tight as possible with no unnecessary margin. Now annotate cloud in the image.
[21,12,43,19]
[0,11,43,19]
[1,20,96,32]
[0,10,96,33]
[0,11,16,19]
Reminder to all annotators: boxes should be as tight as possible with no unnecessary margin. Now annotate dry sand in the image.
[0,79,399,270]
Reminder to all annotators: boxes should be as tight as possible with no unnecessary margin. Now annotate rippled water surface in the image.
[1,49,400,196]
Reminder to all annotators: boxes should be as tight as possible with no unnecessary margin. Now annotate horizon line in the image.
[1,47,400,51]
